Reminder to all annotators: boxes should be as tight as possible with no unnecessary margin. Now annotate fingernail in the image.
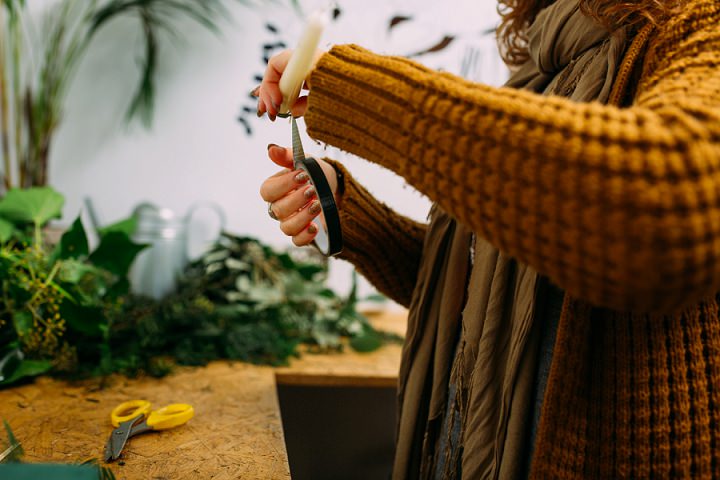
[257,110,263,118]
[309,200,321,216]
[307,223,318,234]
[267,143,280,151]
[250,85,261,97]
[304,186,316,200]
[295,172,309,183]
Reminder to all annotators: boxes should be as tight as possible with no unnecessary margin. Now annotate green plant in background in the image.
[0,0,275,190]
[108,234,398,376]
[0,188,400,386]
[0,187,146,386]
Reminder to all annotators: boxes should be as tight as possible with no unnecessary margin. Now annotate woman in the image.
[257,0,720,478]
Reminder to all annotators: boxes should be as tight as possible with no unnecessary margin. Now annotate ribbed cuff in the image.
[321,157,425,308]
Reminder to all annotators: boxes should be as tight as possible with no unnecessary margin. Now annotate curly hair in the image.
[497,0,678,65]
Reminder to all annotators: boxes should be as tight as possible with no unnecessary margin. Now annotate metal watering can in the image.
[129,202,226,299]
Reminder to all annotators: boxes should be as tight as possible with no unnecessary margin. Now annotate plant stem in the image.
[11,6,22,190]
[0,9,12,192]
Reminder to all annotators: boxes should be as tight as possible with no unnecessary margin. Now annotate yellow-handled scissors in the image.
[104,399,194,462]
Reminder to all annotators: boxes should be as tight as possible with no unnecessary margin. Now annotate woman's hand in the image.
[260,144,339,246]
[254,49,325,121]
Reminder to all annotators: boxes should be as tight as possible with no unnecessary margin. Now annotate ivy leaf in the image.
[61,302,106,337]
[98,216,137,238]
[0,358,53,386]
[55,216,89,260]
[0,187,64,227]
[0,218,16,243]
[89,232,147,277]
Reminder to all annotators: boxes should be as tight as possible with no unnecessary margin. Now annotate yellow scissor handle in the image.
[145,403,194,430]
[111,399,152,427]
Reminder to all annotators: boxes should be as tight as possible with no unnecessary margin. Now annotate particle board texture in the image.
[0,362,290,480]
[275,310,407,387]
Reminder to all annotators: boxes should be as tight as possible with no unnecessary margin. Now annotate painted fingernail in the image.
[304,186,316,200]
[250,85,261,97]
[307,223,318,234]
[267,143,280,151]
[257,109,263,118]
[309,200,321,216]
[295,172,309,183]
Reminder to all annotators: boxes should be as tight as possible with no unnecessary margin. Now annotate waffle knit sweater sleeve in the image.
[323,158,426,308]
[305,3,720,313]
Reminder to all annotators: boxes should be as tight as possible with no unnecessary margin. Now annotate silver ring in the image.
[268,202,278,220]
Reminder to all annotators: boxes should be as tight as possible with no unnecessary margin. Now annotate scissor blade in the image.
[106,414,144,462]
[103,435,113,462]
[291,117,306,168]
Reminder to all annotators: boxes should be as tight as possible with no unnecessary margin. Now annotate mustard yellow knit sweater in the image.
[307,1,720,314]
[305,0,720,478]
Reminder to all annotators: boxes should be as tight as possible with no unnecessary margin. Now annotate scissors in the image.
[104,399,194,462]
[276,11,342,256]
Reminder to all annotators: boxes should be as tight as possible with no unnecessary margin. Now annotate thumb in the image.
[267,144,294,169]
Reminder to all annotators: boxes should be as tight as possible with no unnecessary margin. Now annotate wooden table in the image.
[0,311,406,479]
[275,310,406,388]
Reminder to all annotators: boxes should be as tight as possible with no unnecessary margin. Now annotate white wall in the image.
[43,0,507,299]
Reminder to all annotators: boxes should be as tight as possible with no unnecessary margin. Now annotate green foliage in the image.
[106,234,402,375]
[0,187,146,387]
[1,0,286,189]
[0,188,63,227]
[0,189,401,385]
[87,0,240,126]
[0,419,23,463]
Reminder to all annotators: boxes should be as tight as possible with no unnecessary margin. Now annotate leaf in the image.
[0,218,16,243]
[89,232,147,277]
[349,328,382,353]
[0,349,23,384]
[11,312,32,337]
[98,216,137,238]
[363,293,387,303]
[57,260,97,284]
[56,216,89,260]
[1,419,24,463]
[61,302,106,337]
[0,359,52,386]
[408,36,456,57]
[388,15,412,31]
[0,187,64,227]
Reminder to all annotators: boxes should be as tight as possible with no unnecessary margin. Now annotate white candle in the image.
[278,11,328,116]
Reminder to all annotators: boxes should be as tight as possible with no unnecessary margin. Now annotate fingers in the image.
[273,184,317,221]
[290,96,308,118]
[292,222,319,247]
[279,197,321,236]
[260,168,310,203]
[281,199,322,247]
[267,144,294,169]
[256,50,293,120]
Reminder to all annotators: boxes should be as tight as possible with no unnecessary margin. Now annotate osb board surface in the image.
[275,310,408,388]
[0,362,290,480]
